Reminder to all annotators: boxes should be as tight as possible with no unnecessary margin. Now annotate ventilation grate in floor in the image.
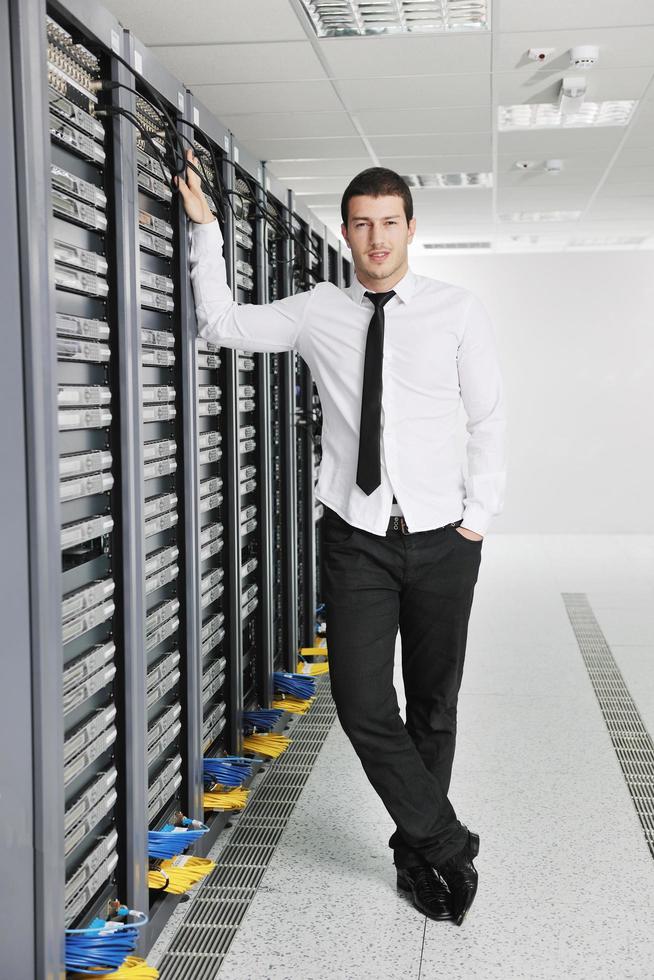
[563,593,654,858]
[155,672,336,978]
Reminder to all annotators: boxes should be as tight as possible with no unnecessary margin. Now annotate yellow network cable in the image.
[69,956,159,978]
[148,855,215,894]
[271,695,315,714]
[204,786,250,810]
[296,659,329,676]
[243,732,290,757]
[301,644,328,656]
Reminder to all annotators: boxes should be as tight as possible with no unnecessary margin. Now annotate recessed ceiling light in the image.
[297,0,490,37]
[498,100,637,130]
[403,172,492,188]
[498,210,582,222]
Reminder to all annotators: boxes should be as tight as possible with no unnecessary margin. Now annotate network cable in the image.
[273,670,316,700]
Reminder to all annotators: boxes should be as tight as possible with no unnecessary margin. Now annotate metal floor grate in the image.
[154,673,337,979]
[563,593,654,858]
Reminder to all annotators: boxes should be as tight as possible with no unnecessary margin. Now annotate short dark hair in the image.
[341,167,413,227]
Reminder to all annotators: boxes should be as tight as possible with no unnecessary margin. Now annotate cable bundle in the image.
[203,754,261,788]
[69,955,158,978]
[273,670,316,700]
[147,825,208,861]
[148,855,215,895]
[242,732,291,758]
[296,655,329,676]
[203,786,250,811]
[271,694,314,714]
[65,910,148,975]
[242,707,284,733]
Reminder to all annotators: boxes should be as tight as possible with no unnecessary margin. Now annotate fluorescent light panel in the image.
[299,0,489,37]
[498,101,637,131]
[403,172,492,188]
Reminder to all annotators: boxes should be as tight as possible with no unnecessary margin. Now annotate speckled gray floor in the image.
[161,535,654,979]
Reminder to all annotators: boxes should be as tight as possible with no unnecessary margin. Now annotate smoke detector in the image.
[514,160,536,170]
[544,159,564,174]
[569,45,599,68]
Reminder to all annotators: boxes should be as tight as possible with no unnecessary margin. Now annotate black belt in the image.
[387,515,463,536]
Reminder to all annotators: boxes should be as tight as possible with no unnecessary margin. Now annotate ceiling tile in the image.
[101,0,307,43]
[498,128,625,155]
[495,26,654,72]
[605,165,654,183]
[498,0,654,32]
[150,41,326,85]
[493,66,654,105]
[268,158,373,177]
[237,136,369,159]
[497,151,609,175]
[337,74,490,111]
[219,111,359,139]
[317,33,491,78]
[356,107,490,135]
[379,153,493,171]
[187,80,342,115]
[292,176,363,194]
[368,133,492,155]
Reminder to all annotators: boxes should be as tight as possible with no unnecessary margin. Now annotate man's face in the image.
[341,194,416,286]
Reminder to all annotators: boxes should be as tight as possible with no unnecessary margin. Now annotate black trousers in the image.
[320,504,482,869]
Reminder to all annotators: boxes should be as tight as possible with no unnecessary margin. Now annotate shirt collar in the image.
[348,266,416,307]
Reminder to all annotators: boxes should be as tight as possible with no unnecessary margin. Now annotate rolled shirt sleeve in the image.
[189,219,314,353]
[457,293,508,537]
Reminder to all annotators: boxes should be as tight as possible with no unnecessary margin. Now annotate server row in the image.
[3,0,352,974]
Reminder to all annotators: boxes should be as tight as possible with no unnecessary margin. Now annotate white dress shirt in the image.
[190,219,507,537]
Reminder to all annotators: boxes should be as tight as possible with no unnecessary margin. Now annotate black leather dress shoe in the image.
[432,826,480,926]
[396,864,453,921]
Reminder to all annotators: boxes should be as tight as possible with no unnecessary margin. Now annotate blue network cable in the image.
[147,824,208,860]
[273,670,316,700]
[64,909,148,973]
[242,707,284,733]
[203,754,262,787]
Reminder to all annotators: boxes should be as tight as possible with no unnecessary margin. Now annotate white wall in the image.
[408,249,654,533]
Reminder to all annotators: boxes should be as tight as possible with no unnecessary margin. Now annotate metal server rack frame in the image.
[3,0,48,975]
[230,139,276,718]
[122,28,207,948]
[9,0,149,972]
[288,190,320,651]
[264,167,300,673]
[182,93,241,841]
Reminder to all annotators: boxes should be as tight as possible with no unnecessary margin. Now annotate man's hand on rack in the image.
[174,148,215,224]
[456,527,483,541]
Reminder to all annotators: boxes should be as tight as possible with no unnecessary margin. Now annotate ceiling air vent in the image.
[498,101,637,130]
[297,0,490,37]
[403,172,492,188]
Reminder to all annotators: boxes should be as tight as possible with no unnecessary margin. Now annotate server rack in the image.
[341,250,353,286]
[326,227,342,288]
[183,97,237,788]
[287,192,319,651]
[10,0,326,972]
[264,168,300,674]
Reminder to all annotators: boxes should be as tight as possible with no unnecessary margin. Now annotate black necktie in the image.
[356,289,396,495]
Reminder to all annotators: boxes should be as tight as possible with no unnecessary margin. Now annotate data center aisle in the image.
[153,535,654,980]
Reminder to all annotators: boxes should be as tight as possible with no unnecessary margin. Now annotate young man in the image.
[176,149,507,926]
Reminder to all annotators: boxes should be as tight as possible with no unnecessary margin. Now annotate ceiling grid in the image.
[100,0,654,252]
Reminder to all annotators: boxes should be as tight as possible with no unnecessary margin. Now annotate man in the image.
[176,149,507,926]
